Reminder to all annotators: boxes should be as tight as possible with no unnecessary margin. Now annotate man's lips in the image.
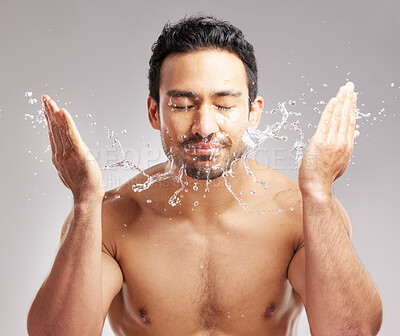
[184,143,223,155]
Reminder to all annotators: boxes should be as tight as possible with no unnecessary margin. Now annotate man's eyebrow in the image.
[166,90,197,98]
[165,89,242,98]
[211,90,242,97]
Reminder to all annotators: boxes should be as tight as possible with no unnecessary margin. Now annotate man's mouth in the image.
[184,143,222,155]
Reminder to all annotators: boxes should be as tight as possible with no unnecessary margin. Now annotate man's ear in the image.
[248,96,264,128]
[147,96,160,130]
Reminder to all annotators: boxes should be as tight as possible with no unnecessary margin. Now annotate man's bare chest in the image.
[107,213,303,335]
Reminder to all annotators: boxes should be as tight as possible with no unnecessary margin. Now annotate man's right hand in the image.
[42,95,105,203]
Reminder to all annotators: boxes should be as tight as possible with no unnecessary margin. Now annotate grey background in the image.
[0,0,399,335]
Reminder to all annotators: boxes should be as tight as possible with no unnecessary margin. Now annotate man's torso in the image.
[101,162,305,335]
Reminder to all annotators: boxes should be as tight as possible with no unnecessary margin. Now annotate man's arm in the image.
[289,83,382,335]
[292,195,382,335]
[27,96,123,335]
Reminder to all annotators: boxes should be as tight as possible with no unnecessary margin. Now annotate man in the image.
[27,15,382,335]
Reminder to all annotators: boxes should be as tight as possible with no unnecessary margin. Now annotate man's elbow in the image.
[351,298,383,336]
[369,301,383,336]
[27,303,42,336]
[27,305,104,336]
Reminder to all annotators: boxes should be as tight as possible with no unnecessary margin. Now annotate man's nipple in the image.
[139,308,151,324]
[264,304,275,318]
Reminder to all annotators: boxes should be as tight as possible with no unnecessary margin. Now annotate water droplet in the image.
[288,100,296,106]
[115,194,120,199]
[123,223,127,227]
[91,122,96,126]
[147,199,152,203]
[194,201,199,207]
[87,113,92,118]
[250,190,256,195]
[308,124,312,128]
[200,265,204,269]
[25,91,33,97]
[391,83,395,87]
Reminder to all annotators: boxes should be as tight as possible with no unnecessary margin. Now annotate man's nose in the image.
[191,105,220,138]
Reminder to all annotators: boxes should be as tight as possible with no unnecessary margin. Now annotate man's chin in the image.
[183,164,224,180]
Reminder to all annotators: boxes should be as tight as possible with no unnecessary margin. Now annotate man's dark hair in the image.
[148,15,258,111]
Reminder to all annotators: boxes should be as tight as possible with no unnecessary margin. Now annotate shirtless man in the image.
[27,16,382,335]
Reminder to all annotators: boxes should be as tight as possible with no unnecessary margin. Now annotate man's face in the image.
[150,49,261,180]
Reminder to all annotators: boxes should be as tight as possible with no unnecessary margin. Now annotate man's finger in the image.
[327,85,346,143]
[315,97,337,141]
[60,107,84,149]
[53,107,71,155]
[339,85,355,141]
[42,101,57,156]
[43,96,65,157]
[347,97,357,144]
[47,96,60,111]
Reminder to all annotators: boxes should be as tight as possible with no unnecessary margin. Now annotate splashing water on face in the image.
[24,86,393,212]
[104,96,375,213]
[104,100,307,212]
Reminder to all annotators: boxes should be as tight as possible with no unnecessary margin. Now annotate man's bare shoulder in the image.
[246,159,304,255]
[247,159,302,206]
[100,163,169,258]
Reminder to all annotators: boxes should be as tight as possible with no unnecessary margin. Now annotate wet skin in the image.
[100,50,306,335]
[102,161,305,336]
[42,50,364,335]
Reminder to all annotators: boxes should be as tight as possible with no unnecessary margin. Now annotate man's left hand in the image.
[298,81,359,196]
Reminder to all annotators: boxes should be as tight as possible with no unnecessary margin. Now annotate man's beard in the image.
[161,132,245,180]
[183,160,224,180]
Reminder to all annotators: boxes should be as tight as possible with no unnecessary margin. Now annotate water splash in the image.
[96,97,379,214]
[104,100,306,214]
[24,84,398,211]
